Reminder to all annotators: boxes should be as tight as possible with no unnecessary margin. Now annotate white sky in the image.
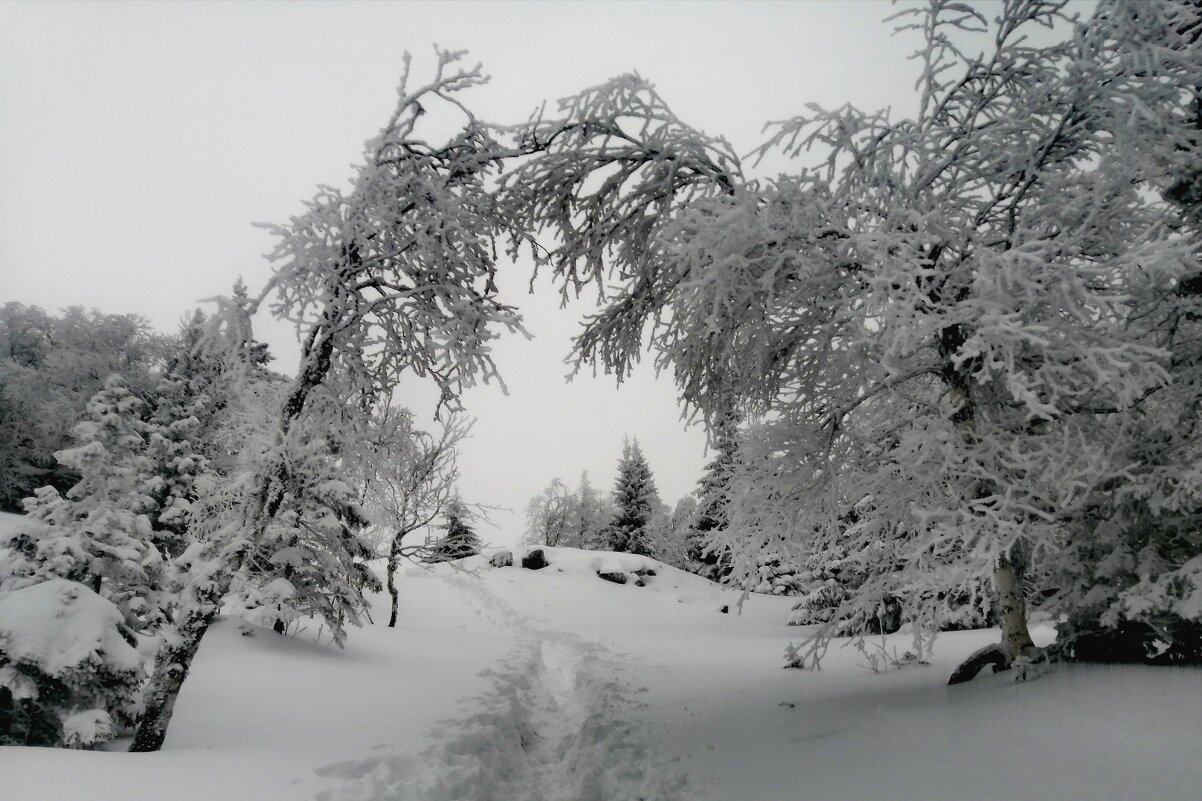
[0,0,922,546]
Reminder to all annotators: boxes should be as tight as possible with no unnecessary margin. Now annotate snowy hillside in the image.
[2,544,1201,801]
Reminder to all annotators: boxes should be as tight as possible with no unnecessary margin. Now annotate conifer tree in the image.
[575,471,611,550]
[146,372,215,561]
[607,439,658,556]
[0,579,145,748]
[427,496,482,561]
[1,376,166,629]
[687,410,739,581]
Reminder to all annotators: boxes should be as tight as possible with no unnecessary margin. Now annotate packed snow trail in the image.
[314,571,689,801]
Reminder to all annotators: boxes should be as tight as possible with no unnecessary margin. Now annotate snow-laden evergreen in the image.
[606,439,659,556]
[0,578,143,748]
[425,496,482,562]
[686,410,738,582]
[0,377,166,629]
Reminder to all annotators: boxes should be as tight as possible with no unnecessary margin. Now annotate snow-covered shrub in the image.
[61,708,115,749]
[0,579,144,747]
[752,551,805,596]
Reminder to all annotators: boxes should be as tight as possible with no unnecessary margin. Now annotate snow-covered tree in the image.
[356,405,468,627]
[686,409,739,581]
[607,439,659,556]
[522,471,614,551]
[1,376,166,629]
[146,364,217,562]
[0,305,167,512]
[574,472,613,551]
[498,0,1202,672]
[133,48,525,751]
[644,495,689,569]
[523,478,574,547]
[0,579,144,748]
[426,496,482,562]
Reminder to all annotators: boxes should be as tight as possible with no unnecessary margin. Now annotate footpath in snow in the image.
[317,558,688,801]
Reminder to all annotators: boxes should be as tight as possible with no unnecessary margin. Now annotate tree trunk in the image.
[387,532,401,628]
[130,602,217,751]
[994,556,1034,662]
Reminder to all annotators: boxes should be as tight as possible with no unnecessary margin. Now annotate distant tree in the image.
[575,472,614,551]
[522,471,615,551]
[0,305,168,511]
[523,477,574,547]
[607,439,659,556]
[427,496,482,562]
[356,406,468,627]
[646,495,687,569]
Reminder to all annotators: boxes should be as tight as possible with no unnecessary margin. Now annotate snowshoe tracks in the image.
[314,574,688,801]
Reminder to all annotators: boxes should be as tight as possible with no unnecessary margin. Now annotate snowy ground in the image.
[2,531,1200,800]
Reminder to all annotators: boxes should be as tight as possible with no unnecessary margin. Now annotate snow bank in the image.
[476,546,720,592]
[0,578,142,678]
[0,511,23,537]
[0,511,23,566]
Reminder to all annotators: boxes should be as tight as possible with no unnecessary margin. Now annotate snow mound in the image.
[61,708,116,749]
[0,578,142,678]
[0,511,23,538]
[474,546,718,592]
[0,511,22,565]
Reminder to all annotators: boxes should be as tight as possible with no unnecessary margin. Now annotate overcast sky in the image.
[1,0,923,546]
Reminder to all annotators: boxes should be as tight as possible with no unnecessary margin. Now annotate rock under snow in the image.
[521,548,548,570]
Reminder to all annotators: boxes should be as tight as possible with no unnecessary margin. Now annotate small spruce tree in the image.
[427,496,482,561]
[607,439,658,556]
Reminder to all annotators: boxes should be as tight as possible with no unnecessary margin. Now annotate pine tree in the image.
[1,376,166,629]
[427,496,482,561]
[574,472,607,550]
[687,411,739,580]
[146,370,215,561]
[607,439,659,556]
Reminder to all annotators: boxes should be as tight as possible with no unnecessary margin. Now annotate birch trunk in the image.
[994,556,1035,662]
[387,533,401,628]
